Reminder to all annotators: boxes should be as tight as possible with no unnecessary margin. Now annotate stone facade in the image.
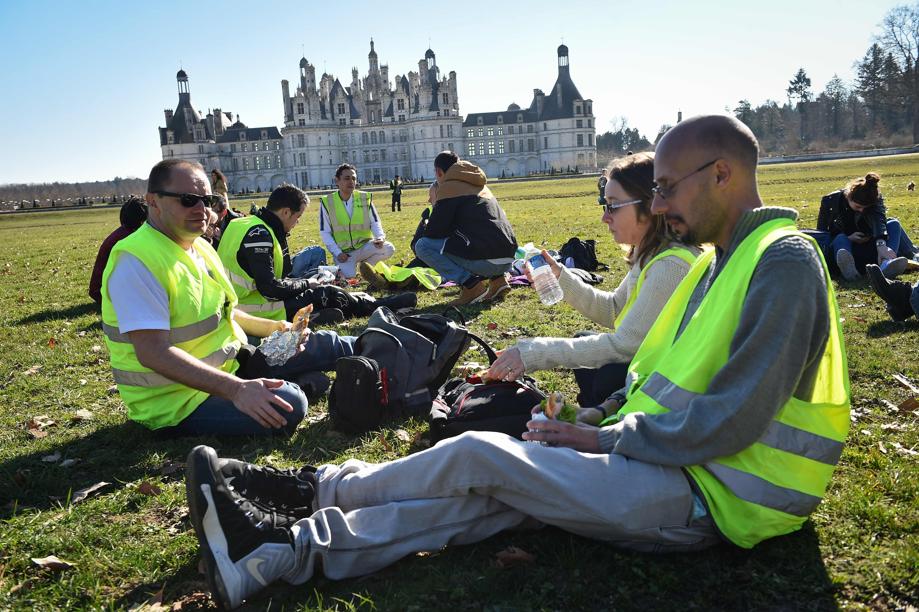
[158,44,595,192]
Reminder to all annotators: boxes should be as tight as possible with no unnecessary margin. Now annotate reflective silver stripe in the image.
[640,371,698,412]
[227,270,256,291]
[112,345,239,387]
[758,421,844,466]
[237,301,285,313]
[103,314,222,345]
[703,463,821,517]
[244,242,274,248]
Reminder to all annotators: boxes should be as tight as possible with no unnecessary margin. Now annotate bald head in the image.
[657,115,759,171]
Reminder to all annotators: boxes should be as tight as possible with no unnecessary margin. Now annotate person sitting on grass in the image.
[102,159,356,437]
[486,153,700,407]
[218,183,415,327]
[183,115,850,610]
[413,151,518,305]
[816,172,918,280]
[88,196,147,305]
[865,263,919,322]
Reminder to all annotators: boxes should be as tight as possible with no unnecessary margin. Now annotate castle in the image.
[159,43,596,192]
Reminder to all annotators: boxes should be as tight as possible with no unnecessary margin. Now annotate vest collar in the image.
[713,207,798,277]
[256,208,289,244]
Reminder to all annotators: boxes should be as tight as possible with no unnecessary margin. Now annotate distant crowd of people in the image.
[83,114,919,609]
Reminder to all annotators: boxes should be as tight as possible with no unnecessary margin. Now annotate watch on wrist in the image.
[876,239,886,247]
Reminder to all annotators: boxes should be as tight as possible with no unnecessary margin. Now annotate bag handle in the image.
[440,305,467,326]
[466,331,498,364]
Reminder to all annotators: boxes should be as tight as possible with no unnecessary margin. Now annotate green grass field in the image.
[0,155,917,610]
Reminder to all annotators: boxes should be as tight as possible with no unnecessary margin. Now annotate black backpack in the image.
[328,307,494,433]
[559,237,607,272]
[428,375,547,444]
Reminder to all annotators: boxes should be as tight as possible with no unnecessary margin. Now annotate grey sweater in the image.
[597,207,831,464]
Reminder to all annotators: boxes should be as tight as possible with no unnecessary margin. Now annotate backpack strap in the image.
[466,331,498,364]
[439,305,467,326]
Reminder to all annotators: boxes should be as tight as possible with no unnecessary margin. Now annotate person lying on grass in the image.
[184,115,850,609]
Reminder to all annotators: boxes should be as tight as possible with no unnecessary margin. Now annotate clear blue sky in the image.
[0,0,904,184]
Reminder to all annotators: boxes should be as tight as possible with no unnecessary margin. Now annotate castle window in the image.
[544,137,548,148]
[397,98,405,110]
[232,158,238,170]
[241,143,248,152]
[577,134,584,146]
[576,119,583,128]
[398,114,405,122]
[466,129,474,138]
[588,119,592,128]
[362,132,369,145]
[497,127,503,136]
[447,125,453,137]
[299,119,306,126]
[467,142,475,156]
[297,134,305,148]
[487,141,495,155]
[166,132,174,144]
[517,114,523,123]
[198,145,204,154]
[477,117,483,125]
[379,131,385,143]
[371,110,376,123]
[440,125,444,138]
[486,127,494,136]
[255,157,261,170]
[274,141,280,150]
[338,103,346,114]
[588,134,593,146]
[575,105,581,115]
[543,122,547,130]
[448,142,454,151]
[372,150,378,162]
[508,140,515,153]
[497,116,503,124]
[477,127,484,137]
[527,139,535,152]
[380,149,387,161]
[261,130,268,139]
[371,132,377,144]
[276,154,282,168]
[340,118,346,125]
[240,132,247,141]
[296,102,304,114]
[498,141,505,154]
[264,155,271,168]
[230,144,236,153]
[527,125,534,133]
[442,93,449,104]
[243,158,249,170]
[478,141,485,155]
[299,153,306,165]
[342,151,349,162]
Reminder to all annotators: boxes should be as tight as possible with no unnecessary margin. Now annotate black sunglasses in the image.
[154,191,222,208]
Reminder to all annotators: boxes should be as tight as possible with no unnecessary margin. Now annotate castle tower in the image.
[368,38,379,73]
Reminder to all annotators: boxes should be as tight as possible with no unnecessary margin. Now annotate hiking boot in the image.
[866,264,915,321]
[449,279,488,306]
[359,261,391,290]
[218,457,318,520]
[310,308,345,326]
[484,275,511,302]
[880,257,909,279]
[376,292,418,313]
[186,445,297,610]
[836,249,859,280]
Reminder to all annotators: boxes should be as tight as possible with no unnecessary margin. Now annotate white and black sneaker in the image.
[836,249,859,280]
[186,445,298,610]
[218,458,317,522]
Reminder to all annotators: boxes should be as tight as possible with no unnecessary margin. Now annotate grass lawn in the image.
[0,155,917,610]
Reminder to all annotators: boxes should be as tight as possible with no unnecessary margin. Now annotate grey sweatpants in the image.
[284,431,719,584]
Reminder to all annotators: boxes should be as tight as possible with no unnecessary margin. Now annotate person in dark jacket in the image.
[816,172,918,280]
[414,152,518,305]
[217,184,415,324]
[88,196,147,305]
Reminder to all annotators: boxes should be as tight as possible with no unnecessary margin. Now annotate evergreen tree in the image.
[880,3,919,141]
[787,68,812,142]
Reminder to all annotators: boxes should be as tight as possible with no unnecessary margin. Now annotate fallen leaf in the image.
[90,344,103,353]
[29,415,56,428]
[495,545,536,568]
[158,461,184,476]
[897,397,919,412]
[23,365,42,376]
[47,337,57,348]
[892,373,919,395]
[487,322,498,330]
[851,315,867,323]
[28,428,48,439]
[41,452,61,463]
[60,459,80,468]
[378,432,394,452]
[878,441,887,454]
[128,585,168,612]
[71,409,94,422]
[137,481,161,496]
[31,555,74,571]
[71,481,110,504]
[394,429,411,442]
[891,442,919,457]
[77,330,87,337]
[8,578,34,594]
[78,379,87,386]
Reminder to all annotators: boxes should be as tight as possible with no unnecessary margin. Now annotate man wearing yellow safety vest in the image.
[185,116,850,609]
[318,164,395,278]
[218,184,416,325]
[102,160,356,437]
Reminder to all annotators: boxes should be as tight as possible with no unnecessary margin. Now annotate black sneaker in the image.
[376,292,418,312]
[186,445,297,610]
[866,264,915,322]
[310,308,345,326]
[218,457,318,521]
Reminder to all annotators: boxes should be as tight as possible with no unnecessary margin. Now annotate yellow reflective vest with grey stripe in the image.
[613,246,699,328]
[100,223,247,429]
[608,218,849,548]
[217,215,286,321]
[320,191,373,252]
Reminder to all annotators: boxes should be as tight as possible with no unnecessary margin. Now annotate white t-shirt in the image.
[318,192,385,256]
[107,249,211,333]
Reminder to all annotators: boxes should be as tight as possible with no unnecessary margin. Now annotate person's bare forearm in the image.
[137,343,241,400]
[233,309,287,337]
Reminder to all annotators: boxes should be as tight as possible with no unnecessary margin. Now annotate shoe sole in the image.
[865,265,888,299]
[836,250,859,280]
[486,284,511,302]
[186,446,236,610]
[882,258,909,278]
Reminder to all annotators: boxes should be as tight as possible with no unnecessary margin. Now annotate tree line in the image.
[597,3,919,159]
[0,177,147,207]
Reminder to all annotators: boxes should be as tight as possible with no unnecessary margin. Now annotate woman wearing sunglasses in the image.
[487,153,700,419]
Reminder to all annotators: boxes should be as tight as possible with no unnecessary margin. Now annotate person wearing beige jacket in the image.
[487,153,700,412]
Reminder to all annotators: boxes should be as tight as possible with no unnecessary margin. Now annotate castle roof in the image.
[215,125,282,144]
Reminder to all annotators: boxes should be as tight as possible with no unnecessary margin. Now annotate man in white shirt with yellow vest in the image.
[102,160,354,437]
[318,164,395,279]
[185,116,850,609]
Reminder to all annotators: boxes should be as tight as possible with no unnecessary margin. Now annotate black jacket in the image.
[423,162,517,260]
[816,190,888,241]
[236,208,311,300]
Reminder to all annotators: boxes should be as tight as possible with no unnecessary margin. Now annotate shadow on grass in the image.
[15,301,98,326]
[867,318,919,338]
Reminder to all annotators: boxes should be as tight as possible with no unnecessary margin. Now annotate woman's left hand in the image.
[486,347,525,381]
[522,419,601,452]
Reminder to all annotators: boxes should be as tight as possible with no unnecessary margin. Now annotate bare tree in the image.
[880,3,919,141]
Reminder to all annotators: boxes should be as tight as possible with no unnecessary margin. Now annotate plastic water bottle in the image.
[527,253,564,305]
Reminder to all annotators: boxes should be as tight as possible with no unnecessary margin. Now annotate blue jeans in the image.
[885,219,917,257]
[290,245,328,278]
[262,330,356,381]
[414,237,512,285]
[831,219,918,273]
[165,381,308,437]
